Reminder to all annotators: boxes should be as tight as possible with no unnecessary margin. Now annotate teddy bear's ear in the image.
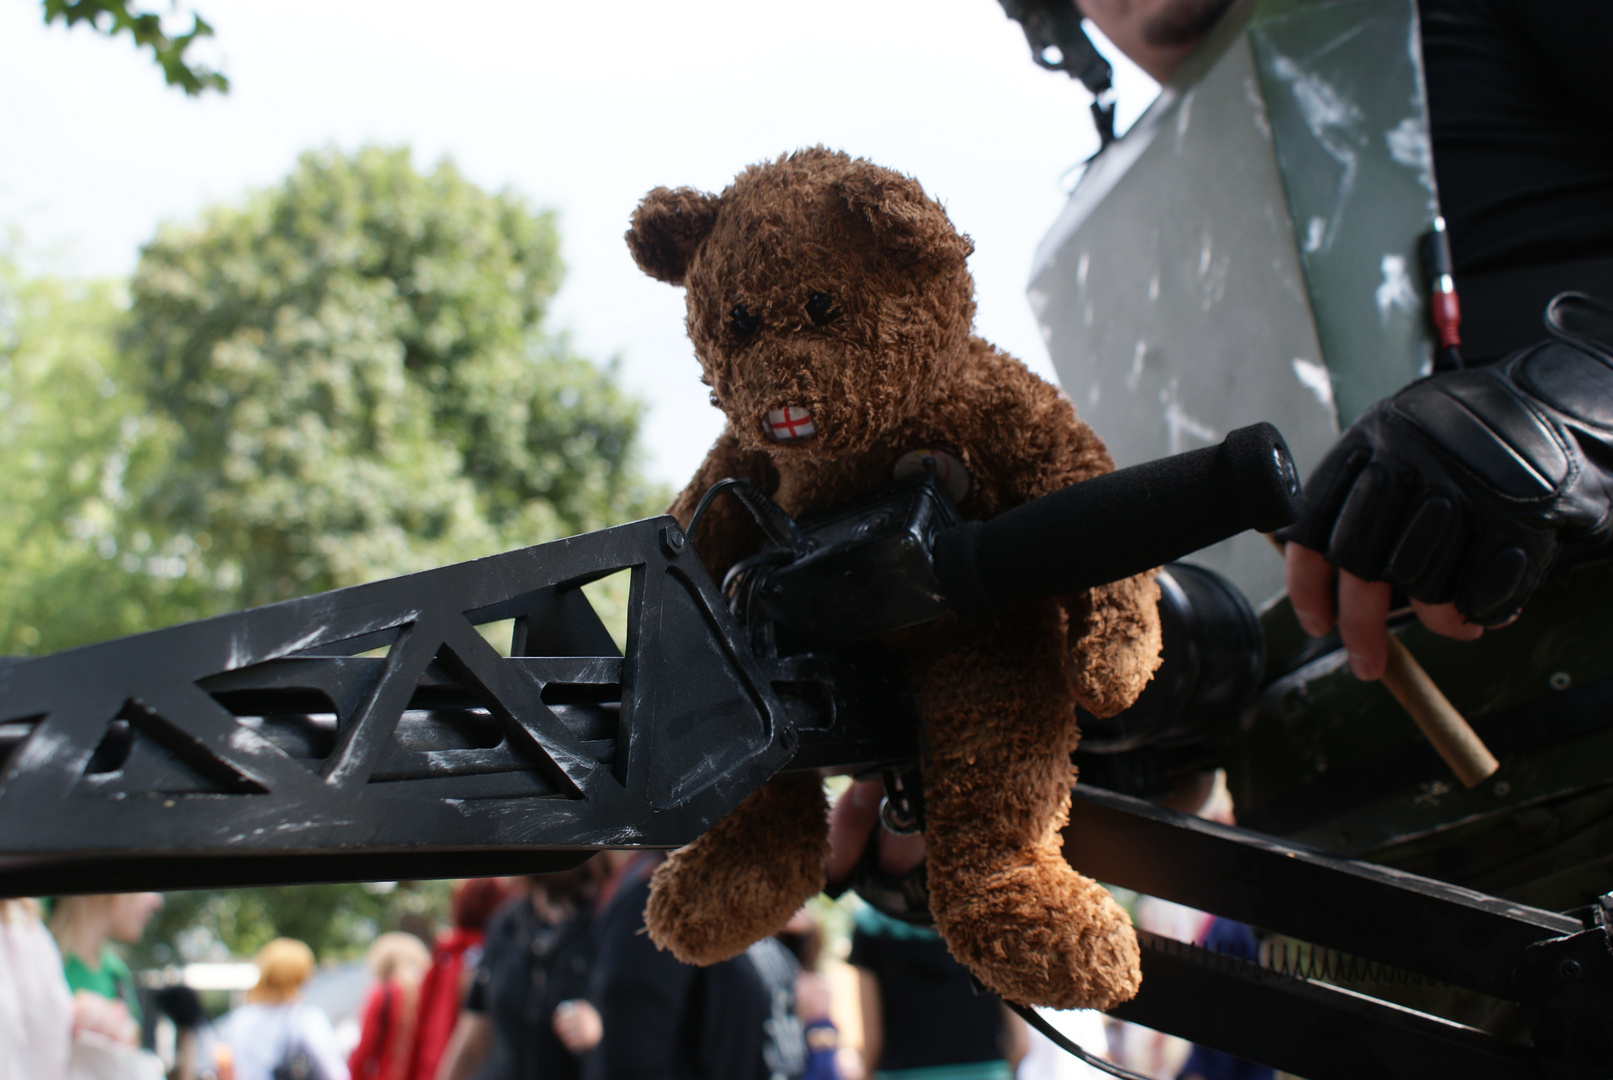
[834,163,975,271]
[625,186,721,285]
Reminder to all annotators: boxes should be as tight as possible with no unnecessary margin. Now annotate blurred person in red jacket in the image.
[349,932,432,1080]
[405,879,509,1080]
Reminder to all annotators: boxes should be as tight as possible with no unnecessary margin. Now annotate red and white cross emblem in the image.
[764,405,817,442]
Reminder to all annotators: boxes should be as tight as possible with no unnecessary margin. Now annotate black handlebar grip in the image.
[932,422,1301,619]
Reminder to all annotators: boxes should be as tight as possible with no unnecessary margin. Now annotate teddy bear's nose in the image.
[763,406,817,442]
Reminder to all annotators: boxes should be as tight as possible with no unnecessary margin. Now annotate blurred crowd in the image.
[0,841,1257,1080]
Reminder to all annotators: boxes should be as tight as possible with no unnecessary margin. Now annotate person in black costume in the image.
[583,853,807,1080]
[848,905,1023,1080]
[436,864,601,1080]
[1075,0,1613,679]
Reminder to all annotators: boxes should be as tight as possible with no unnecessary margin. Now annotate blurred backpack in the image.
[272,1005,331,1080]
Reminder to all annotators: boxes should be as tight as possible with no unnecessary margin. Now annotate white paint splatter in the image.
[1160,378,1220,454]
[1291,358,1335,412]
[1076,252,1090,291]
[1126,341,1148,392]
[1303,217,1327,254]
[1147,274,1160,301]
[1197,232,1229,311]
[1386,115,1432,182]
[1270,55,1364,255]
[1175,88,1196,149]
[1244,76,1272,141]
[12,730,69,772]
[1375,254,1420,323]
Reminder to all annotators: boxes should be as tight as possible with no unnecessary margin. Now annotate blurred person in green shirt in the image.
[48,893,163,1027]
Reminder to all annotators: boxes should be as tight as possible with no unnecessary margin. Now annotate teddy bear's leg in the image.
[914,604,1142,1011]
[644,771,828,965]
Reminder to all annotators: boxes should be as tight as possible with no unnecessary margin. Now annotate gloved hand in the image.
[1283,292,1613,628]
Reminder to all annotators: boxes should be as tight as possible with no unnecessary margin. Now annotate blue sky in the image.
[1,0,1156,486]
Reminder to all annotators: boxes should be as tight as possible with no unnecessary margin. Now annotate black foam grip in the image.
[933,423,1300,618]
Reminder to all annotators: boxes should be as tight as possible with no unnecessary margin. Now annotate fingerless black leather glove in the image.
[1281,292,1613,625]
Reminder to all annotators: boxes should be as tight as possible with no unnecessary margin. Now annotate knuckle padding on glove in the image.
[1385,495,1457,587]
[1328,462,1409,578]
[1393,376,1567,499]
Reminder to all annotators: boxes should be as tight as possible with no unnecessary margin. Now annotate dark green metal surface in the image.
[1230,557,1613,912]
[1247,0,1440,424]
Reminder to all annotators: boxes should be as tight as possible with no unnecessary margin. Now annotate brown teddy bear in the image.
[625,147,1162,1010]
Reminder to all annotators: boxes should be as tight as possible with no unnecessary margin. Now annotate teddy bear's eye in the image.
[806,292,835,326]
[730,304,760,336]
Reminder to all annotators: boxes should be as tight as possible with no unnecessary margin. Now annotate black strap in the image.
[1006,1002,1154,1080]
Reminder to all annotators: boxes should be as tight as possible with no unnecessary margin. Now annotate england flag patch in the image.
[764,405,817,442]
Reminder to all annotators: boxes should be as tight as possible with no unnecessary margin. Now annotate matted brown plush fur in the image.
[629,148,1161,1009]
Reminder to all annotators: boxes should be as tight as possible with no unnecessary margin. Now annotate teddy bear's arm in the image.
[667,429,780,586]
[1064,573,1163,719]
[987,378,1162,720]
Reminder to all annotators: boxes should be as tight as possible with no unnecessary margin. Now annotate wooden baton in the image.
[1265,534,1500,788]
[1379,633,1499,788]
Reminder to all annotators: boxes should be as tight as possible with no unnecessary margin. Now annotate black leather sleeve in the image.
[1281,292,1613,625]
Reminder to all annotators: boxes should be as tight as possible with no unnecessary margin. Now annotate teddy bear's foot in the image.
[933,851,1141,1011]
[645,771,829,965]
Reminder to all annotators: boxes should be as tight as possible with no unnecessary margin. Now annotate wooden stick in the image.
[1264,534,1499,788]
[1380,634,1499,788]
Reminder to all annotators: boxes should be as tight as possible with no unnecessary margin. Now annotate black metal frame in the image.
[1065,786,1613,1079]
[0,517,794,893]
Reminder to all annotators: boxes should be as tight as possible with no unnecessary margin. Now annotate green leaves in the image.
[0,258,219,653]
[3,145,660,648]
[134,881,455,969]
[41,0,228,95]
[124,145,660,609]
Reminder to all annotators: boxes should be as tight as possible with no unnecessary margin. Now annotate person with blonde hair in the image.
[216,938,349,1080]
[348,932,430,1080]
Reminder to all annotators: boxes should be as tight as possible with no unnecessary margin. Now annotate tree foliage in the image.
[0,257,218,654]
[41,0,227,95]
[125,145,658,608]
[134,881,454,969]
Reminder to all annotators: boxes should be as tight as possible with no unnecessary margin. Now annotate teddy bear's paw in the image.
[643,772,829,965]
[645,844,822,966]
[935,858,1142,1010]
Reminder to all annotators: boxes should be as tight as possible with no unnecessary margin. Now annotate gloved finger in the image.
[1409,598,1485,641]
[1385,496,1463,598]
[1337,570,1392,681]
[1460,544,1536,626]
[825,779,882,885]
[1328,463,1412,579]
[1283,445,1371,552]
[1285,541,1337,637]
[877,828,928,877]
